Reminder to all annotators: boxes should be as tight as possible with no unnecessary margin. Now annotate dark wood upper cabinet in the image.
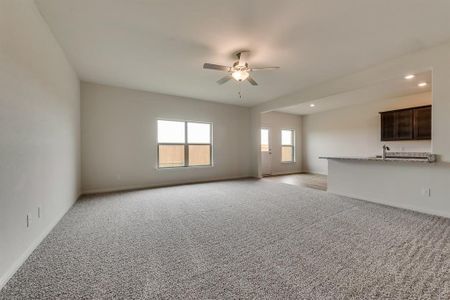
[396,109,414,140]
[381,111,396,141]
[380,105,431,141]
[413,106,432,140]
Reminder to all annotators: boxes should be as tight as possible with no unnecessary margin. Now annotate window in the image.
[157,120,212,168]
[281,129,295,162]
[261,128,269,152]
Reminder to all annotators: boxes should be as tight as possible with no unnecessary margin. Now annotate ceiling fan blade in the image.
[217,75,232,85]
[203,63,231,72]
[250,66,280,71]
[247,76,258,86]
[238,51,249,67]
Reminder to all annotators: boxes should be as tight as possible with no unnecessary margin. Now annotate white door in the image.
[261,128,272,176]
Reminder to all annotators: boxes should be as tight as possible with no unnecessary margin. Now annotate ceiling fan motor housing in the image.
[232,61,249,71]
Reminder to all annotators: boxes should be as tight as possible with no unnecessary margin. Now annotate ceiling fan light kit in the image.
[232,70,249,81]
[203,51,279,87]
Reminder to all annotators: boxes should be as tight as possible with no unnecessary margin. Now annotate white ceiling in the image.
[36,0,450,107]
[276,71,432,115]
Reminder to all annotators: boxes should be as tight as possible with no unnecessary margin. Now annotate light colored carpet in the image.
[1,179,450,299]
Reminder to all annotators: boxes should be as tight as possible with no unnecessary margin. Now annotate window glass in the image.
[281,129,295,162]
[188,145,211,166]
[157,120,212,168]
[187,122,211,143]
[158,145,185,167]
[261,129,269,152]
[281,146,293,162]
[157,120,185,143]
[281,130,293,145]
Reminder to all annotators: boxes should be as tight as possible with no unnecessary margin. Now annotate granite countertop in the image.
[319,152,436,163]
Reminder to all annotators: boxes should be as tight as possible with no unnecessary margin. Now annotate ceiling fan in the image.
[203,51,279,86]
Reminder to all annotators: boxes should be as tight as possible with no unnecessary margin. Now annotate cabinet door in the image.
[396,109,413,140]
[381,111,395,141]
[414,106,432,140]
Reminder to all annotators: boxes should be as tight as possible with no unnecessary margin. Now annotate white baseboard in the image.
[81,175,253,195]
[0,192,80,291]
[265,170,302,176]
[301,169,328,176]
[264,170,328,177]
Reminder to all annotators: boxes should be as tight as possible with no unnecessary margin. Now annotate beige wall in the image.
[261,112,302,175]
[81,82,252,193]
[302,92,432,175]
[0,1,80,288]
[327,159,450,218]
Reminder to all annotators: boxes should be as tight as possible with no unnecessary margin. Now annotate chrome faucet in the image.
[382,145,390,160]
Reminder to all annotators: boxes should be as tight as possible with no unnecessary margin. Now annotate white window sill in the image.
[156,165,214,170]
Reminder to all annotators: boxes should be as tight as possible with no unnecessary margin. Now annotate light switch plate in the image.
[26,214,31,228]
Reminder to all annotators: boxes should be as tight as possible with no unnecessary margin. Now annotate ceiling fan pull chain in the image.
[239,82,242,99]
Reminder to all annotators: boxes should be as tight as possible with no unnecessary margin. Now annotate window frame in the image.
[157,119,213,169]
[281,129,295,163]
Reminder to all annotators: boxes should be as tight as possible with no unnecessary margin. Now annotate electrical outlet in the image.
[26,214,31,228]
[421,187,431,197]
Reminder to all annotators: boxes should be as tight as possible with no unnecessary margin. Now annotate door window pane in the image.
[282,146,293,162]
[158,145,185,168]
[261,129,269,152]
[188,122,211,143]
[188,145,211,166]
[157,120,185,143]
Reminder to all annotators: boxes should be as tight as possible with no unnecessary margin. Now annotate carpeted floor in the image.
[1,179,450,299]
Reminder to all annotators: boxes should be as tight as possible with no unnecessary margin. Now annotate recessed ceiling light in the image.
[404,74,415,80]
[309,104,315,107]
[418,82,428,87]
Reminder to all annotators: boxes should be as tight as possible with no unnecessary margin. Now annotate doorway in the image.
[261,128,272,176]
